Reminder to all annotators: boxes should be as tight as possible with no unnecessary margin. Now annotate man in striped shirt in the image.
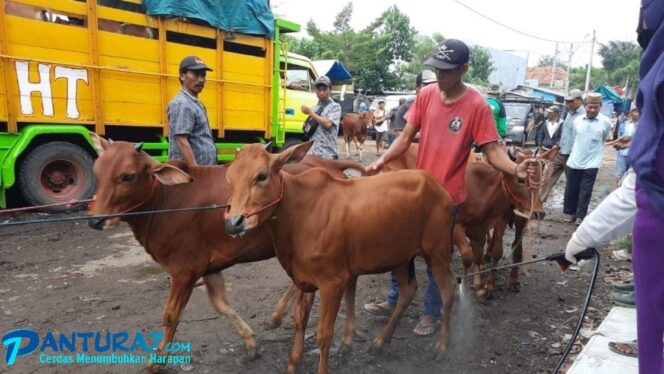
[168,56,217,166]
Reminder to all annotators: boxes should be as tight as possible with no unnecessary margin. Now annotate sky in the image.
[271,0,642,68]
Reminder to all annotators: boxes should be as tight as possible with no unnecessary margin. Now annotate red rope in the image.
[0,198,93,214]
[225,175,285,219]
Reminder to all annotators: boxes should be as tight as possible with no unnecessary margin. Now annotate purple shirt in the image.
[630,0,664,218]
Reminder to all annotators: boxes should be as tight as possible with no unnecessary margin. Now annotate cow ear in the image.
[152,164,193,185]
[271,141,313,172]
[89,132,109,156]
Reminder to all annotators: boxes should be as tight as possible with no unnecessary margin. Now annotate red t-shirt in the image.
[407,84,498,204]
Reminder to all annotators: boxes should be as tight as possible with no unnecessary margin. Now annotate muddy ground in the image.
[0,139,632,374]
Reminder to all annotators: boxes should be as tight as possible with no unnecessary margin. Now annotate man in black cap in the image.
[300,75,342,159]
[167,55,216,165]
[363,39,537,337]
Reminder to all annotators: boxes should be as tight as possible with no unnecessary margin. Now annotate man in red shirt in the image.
[363,39,535,336]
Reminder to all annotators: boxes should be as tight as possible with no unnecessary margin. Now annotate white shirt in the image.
[546,119,562,138]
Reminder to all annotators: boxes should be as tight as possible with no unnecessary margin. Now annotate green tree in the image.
[596,40,640,96]
[466,45,494,86]
[537,54,568,71]
[568,66,608,91]
[598,41,641,75]
[403,34,442,75]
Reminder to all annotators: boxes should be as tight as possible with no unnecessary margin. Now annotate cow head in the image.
[224,141,313,237]
[87,133,193,230]
[512,146,559,220]
[361,111,374,127]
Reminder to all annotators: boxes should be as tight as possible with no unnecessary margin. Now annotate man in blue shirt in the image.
[563,92,612,224]
[541,89,586,200]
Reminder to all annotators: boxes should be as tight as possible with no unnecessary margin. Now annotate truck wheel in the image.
[280,138,303,152]
[18,142,96,212]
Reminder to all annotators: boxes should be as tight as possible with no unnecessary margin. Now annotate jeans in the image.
[386,205,461,318]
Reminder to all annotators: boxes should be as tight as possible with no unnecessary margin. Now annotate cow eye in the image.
[121,173,136,183]
[255,172,268,183]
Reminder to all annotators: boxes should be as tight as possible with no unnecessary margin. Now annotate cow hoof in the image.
[245,344,260,361]
[338,343,353,357]
[267,318,283,330]
[368,340,384,355]
[475,288,488,299]
[509,282,521,292]
[431,349,447,362]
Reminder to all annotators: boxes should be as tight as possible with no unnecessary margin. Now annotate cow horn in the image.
[263,142,272,150]
[134,142,144,152]
[108,138,114,144]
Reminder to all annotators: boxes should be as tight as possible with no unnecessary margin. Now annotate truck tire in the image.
[18,142,96,212]
[280,138,303,152]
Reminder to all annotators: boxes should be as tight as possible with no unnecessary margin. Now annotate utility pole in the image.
[584,30,596,91]
[565,43,573,96]
[550,42,558,87]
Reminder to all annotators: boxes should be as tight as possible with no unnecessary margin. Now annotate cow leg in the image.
[358,141,363,161]
[430,260,456,357]
[371,261,417,352]
[486,218,507,297]
[270,283,298,329]
[340,276,357,354]
[510,216,527,291]
[147,272,197,373]
[203,272,258,360]
[287,290,314,374]
[316,283,345,374]
[453,224,473,275]
[470,236,488,298]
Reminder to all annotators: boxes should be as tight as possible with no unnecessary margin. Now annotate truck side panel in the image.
[0,1,273,135]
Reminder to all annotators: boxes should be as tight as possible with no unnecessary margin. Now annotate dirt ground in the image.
[0,139,633,374]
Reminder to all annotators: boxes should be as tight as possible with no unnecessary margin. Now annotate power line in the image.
[451,0,591,45]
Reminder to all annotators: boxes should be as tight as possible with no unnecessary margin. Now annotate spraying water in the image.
[446,278,478,360]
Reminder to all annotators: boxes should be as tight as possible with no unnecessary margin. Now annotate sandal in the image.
[413,317,440,336]
[363,301,394,317]
[563,215,575,223]
[608,340,638,358]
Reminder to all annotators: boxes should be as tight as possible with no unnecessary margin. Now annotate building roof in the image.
[526,67,569,84]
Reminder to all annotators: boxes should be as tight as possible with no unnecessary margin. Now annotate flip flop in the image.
[413,318,440,337]
[363,301,393,317]
[609,340,638,358]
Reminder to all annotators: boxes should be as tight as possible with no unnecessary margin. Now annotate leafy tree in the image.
[466,45,494,86]
[537,54,568,71]
[403,34,441,75]
[596,40,641,96]
[598,41,641,75]
[568,66,608,91]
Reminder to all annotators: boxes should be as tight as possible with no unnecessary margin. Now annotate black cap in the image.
[424,39,470,70]
[179,56,212,72]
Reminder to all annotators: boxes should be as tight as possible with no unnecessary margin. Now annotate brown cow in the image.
[341,111,374,161]
[383,144,556,297]
[224,141,456,374]
[87,135,365,371]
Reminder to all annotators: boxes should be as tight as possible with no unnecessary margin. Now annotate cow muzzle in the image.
[224,215,247,237]
[87,216,121,230]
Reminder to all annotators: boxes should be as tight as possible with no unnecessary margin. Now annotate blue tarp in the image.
[312,60,353,83]
[143,0,275,37]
